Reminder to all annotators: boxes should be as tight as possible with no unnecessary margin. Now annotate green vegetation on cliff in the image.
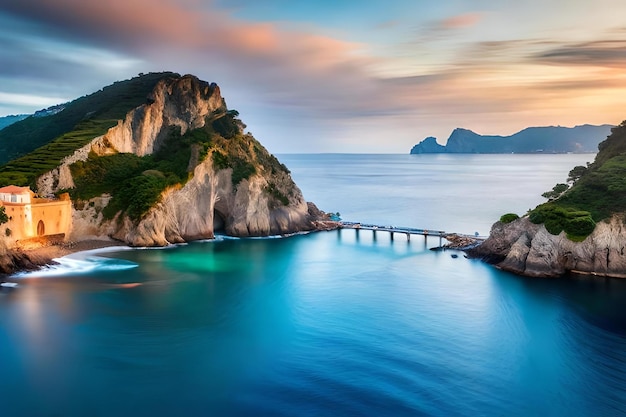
[0,72,180,186]
[69,107,291,221]
[499,213,519,224]
[529,120,626,240]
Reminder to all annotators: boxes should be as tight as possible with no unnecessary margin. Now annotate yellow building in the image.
[0,185,72,242]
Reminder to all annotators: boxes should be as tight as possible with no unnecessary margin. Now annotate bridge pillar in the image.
[390,232,394,241]
[406,233,410,242]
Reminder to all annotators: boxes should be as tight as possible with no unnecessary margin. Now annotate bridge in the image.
[339,221,448,242]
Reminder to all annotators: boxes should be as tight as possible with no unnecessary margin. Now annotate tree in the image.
[542,183,569,200]
[567,165,588,183]
[0,206,8,225]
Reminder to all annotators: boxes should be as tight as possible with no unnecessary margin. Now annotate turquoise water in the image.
[2,154,626,416]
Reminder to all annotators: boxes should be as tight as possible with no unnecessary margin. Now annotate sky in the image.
[1,0,626,153]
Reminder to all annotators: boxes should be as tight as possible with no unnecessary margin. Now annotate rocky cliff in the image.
[470,216,626,278]
[35,74,323,246]
[468,120,626,278]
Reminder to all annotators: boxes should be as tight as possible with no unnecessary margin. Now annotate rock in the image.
[469,216,626,278]
[410,137,445,154]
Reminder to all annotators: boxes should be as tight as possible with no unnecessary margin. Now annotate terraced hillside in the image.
[0,72,180,185]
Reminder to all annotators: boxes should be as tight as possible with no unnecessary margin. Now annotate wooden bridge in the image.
[339,221,448,242]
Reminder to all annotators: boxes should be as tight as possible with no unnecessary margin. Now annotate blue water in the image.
[2,154,626,417]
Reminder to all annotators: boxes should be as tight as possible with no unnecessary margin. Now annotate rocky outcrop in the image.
[469,216,626,278]
[410,137,445,154]
[36,74,322,246]
[0,237,56,275]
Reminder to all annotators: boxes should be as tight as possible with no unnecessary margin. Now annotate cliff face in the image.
[470,217,626,278]
[36,74,319,246]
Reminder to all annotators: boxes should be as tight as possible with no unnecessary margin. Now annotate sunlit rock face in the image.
[37,74,319,246]
[470,216,626,278]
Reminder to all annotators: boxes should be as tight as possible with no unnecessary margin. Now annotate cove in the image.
[1,154,625,416]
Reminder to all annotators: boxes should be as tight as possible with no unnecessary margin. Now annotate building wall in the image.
[2,203,31,240]
[1,199,72,241]
[30,200,72,238]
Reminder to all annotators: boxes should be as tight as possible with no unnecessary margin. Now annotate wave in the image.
[14,253,139,278]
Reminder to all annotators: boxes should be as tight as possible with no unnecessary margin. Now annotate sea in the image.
[1,153,626,417]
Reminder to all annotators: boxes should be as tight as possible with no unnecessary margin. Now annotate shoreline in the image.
[0,239,129,279]
[1,223,341,279]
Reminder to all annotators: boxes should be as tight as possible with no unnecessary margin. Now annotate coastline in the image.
[0,221,342,279]
[0,239,128,279]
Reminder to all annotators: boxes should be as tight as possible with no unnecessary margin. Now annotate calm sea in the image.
[2,154,626,417]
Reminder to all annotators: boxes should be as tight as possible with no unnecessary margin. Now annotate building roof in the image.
[0,185,31,194]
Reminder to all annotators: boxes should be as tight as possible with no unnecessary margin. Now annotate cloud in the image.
[0,0,397,117]
[440,13,482,30]
[0,92,67,107]
[534,40,626,67]
[1,1,626,152]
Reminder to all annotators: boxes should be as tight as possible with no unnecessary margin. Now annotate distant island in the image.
[410,125,614,154]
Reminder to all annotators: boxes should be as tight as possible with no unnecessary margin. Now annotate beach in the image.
[0,238,128,277]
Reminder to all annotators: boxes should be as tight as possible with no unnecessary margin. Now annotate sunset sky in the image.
[1,0,626,152]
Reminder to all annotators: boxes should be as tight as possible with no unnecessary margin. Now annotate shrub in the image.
[266,183,289,206]
[500,213,519,224]
[528,203,595,241]
[231,157,256,185]
[212,113,240,139]
[563,215,596,241]
[212,151,229,170]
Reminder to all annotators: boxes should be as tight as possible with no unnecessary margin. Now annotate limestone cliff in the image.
[35,74,322,246]
[469,217,626,278]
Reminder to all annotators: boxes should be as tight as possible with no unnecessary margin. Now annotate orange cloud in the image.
[440,13,482,29]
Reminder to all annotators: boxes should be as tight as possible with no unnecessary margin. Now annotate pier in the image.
[339,221,447,242]
[338,221,485,246]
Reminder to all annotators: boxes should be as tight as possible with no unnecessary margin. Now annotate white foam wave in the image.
[14,254,138,278]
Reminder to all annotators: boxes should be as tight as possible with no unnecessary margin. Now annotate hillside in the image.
[528,121,626,237]
[0,72,178,169]
[470,120,626,278]
[410,125,613,154]
[0,73,326,246]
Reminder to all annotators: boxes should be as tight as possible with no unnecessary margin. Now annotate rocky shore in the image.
[467,216,626,279]
[0,238,126,278]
